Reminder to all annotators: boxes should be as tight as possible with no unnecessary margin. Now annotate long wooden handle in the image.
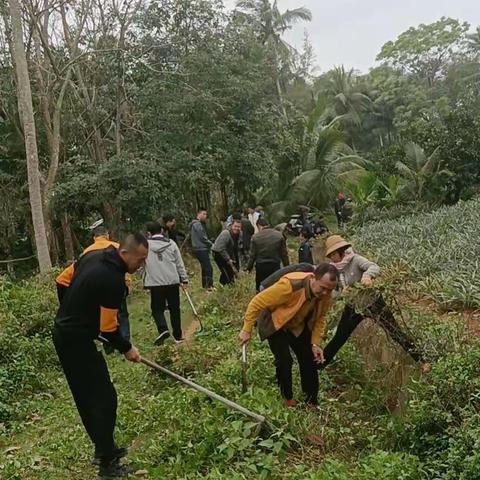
[141,357,264,425]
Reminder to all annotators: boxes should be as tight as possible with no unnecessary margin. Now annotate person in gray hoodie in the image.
[144,221,188,345]
[190,208,214,289]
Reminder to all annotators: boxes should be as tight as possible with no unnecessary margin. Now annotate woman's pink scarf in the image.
[330,248,355,272]
[330,247,355,290]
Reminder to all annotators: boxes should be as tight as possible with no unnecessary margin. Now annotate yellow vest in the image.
[243,272,331,345]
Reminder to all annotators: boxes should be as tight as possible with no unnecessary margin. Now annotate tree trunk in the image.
[8,0,52,272]
[61,212,75,262]
[272,42,288,121]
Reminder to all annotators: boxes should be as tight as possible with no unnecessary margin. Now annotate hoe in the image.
[141,357,266,434]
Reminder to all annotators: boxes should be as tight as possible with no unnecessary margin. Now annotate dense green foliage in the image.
[1,2,480,268]
[0,275,57,422]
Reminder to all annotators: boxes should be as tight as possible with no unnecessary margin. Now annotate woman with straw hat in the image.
[321,235,424,368]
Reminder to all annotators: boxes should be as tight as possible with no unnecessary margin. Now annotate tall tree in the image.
[466,26,480,57]
[377,17,470,87]
[8,0,51,271]
[236,0,312,119]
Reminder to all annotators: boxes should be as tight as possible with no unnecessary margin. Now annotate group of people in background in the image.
[51,200,427,477]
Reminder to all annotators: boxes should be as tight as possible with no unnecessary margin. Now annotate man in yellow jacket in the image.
[239,263,338,407]
[56,226,131,349]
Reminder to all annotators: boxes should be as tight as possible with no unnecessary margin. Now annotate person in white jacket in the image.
[144,221,188,345]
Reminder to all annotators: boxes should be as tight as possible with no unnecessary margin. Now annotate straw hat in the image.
[325,235,351,257]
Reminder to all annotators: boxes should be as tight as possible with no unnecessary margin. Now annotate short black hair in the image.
[314,262,339,282]
[257,218,268,227]
[232,212,242,221]
[121,232,148,250]
[93,225,109,238]
[197,207,207,213]
[145,221,163,235]
[162,213,175,224]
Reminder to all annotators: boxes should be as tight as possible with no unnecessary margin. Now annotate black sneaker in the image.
[92,446,128,466]
[98,458,136,479]
[154,330,170,345]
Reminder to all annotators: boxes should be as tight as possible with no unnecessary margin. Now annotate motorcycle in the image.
[286,213,329,237]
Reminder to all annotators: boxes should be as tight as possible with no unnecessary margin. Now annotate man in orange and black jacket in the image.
[56,226,132,347]
[238,263,338,407]
[53,233,147,478]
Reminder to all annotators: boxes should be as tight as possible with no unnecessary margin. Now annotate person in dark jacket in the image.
[246,218,289,291]
[211,219,242,285]
[313,215,329,236]
[240,208,255,268]
[55,226,132,356]
[53,234,147,478]
[334,193,346,227]
[190,208,214,289]
[298,227,314,264]
[162,213,184,245]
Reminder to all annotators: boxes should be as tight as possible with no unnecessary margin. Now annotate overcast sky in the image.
[224,0,480,73]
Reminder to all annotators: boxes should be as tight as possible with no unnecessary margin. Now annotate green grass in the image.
[0,272,413,479]
[3,202,480,478]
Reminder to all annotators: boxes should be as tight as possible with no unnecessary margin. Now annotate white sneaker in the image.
[154,331,170,345]
[174,337,186,345]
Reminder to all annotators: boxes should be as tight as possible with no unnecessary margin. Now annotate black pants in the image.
[192,249,213,288]
[322,295,422,367]
[213,252,236,286]
[255,261,280,292]
[149,284,182,340]
[335,212,343,227]
[267,328,319,404]
[53,327,117,459]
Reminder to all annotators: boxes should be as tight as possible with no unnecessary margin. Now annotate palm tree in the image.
[327,66,373,127]
[395,142,450,200]
[378,175,407,207]
[316,66,373,149]
[346,172,378,224]
[236,0,312,119]
[269,95,370,218]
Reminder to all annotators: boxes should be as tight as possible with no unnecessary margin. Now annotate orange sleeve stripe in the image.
[100,306,119,332]
[56,264,75,287]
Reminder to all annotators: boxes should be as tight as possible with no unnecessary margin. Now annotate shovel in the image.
[182,288,203,333]
[241,343,248,394]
